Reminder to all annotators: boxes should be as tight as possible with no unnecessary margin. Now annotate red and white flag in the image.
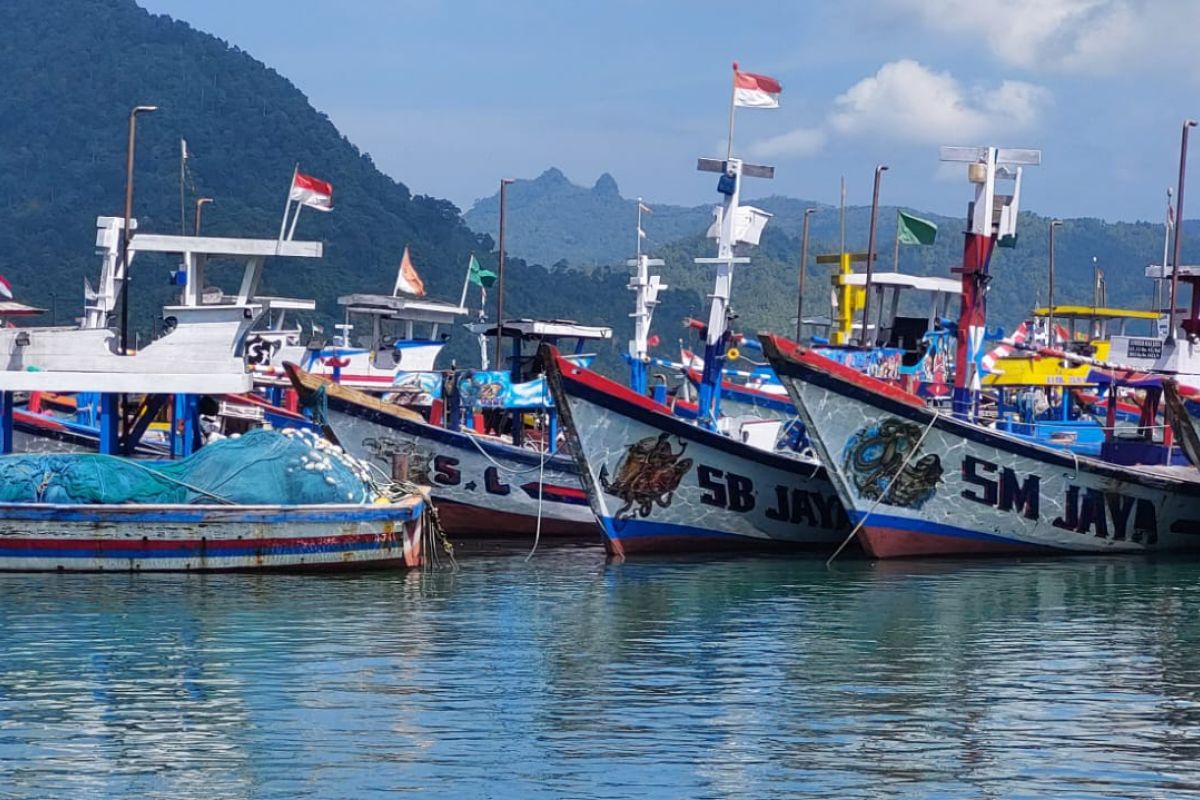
[289,171,334,212]
[0,275,13,300]
[733,63,781,109]
[393,246,426,297]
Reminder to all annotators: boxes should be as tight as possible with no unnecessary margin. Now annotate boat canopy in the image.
[840,273,962,295]
[1032,305,1158,321]
[337,294,469,325]
[465,319,613,341]
[1031,305,1159,341]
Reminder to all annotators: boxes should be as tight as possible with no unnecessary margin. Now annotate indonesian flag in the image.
[393,246,426,297]
[289,171,333,212]
[0,275,13,300]
[733,63,781,109]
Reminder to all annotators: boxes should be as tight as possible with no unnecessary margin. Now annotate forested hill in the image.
[0,0,701,369]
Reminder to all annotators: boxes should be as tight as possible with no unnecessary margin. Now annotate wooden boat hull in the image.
[0,499,425,572]
[541,346,846,557]
[762,334,1200,558]
[285,365,596,538]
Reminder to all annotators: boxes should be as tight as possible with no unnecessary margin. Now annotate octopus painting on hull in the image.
[842,418,942,509]
[599,433,694,522]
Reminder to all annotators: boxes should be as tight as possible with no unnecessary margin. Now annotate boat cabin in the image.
[461,319,612,447]
[839,272,961,350]
[334,293,469,373]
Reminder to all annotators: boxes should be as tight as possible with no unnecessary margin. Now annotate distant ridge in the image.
[466,166,1189,337]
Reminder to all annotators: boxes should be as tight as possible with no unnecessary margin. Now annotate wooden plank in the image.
[285,364,426,423]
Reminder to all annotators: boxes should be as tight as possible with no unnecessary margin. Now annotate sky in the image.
[138,0,1200,222]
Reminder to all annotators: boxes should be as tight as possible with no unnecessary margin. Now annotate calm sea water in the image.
[2,544,1200,799]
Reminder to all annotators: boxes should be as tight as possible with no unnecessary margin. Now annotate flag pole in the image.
[278,163,298,241]
[478,287,489,370]
[839,175,846,255]
[726,62,739,161]
[892,209,901,272]
[636,197,643,261]
[179,139,187,236]
[286,202,303,241]
[459,254,473,309]
[1159,187,1173,313]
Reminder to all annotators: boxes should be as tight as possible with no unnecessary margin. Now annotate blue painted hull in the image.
[0,499,426,572]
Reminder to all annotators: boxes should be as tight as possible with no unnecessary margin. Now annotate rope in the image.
[464,426,552,475]
[525,374,549,562]
[826,410,940,567]
[361,460,456,571]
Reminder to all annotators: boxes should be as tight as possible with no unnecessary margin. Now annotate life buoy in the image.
[726,347,740,361]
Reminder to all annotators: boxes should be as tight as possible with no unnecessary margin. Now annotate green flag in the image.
[468,254,496,288]
[896,210,938,246]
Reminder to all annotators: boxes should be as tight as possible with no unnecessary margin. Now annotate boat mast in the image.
[939,145,1040,421]
[627,198,666,395]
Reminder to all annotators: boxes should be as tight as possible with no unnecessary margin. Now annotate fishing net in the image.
[0,428,377,506]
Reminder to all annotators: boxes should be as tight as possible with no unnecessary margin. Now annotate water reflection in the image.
[1,552,1200,797]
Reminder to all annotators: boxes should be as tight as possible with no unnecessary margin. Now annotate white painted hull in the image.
[544,348,845,556]
[763,335,1200,558]
[318,400,595,538]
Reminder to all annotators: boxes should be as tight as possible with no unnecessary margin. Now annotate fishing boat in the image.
[541,343,844,556]
[0,427,428,572]
[282,318,611,539]
[762,332,1200,557]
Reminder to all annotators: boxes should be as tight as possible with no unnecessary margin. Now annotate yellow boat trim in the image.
[983,341,1111,387]
[1031,305,1159,321]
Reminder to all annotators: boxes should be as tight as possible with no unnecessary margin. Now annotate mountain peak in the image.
[533,167,570,185]
[592,172,620,197]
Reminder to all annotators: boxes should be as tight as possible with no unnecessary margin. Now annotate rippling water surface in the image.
[3,544,1200,798]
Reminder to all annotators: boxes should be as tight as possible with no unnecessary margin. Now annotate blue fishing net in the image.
[0,429,375,506]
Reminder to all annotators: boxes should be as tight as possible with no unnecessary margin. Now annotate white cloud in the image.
[886,0,1200,75]
[748,127,828,158]
[828,60,1049,143]
[746,60,1048,160]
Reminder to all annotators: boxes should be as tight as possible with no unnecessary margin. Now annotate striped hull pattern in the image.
[0,500,424,572]
[317,396,597,538]
[541,346,846,557]
[762,334,1200,559]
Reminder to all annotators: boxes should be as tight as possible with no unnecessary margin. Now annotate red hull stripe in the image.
[0,532,396,552]
[552,351,673,415]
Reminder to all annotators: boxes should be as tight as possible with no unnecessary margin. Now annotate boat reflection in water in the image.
[4,553,1200,796]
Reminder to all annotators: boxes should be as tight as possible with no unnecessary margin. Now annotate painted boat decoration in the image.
[762,334,1200,558]
[284,363,595,537]
[541,344,846,557]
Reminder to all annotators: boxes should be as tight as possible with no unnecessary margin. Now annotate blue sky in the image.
[139,0,1198,222]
